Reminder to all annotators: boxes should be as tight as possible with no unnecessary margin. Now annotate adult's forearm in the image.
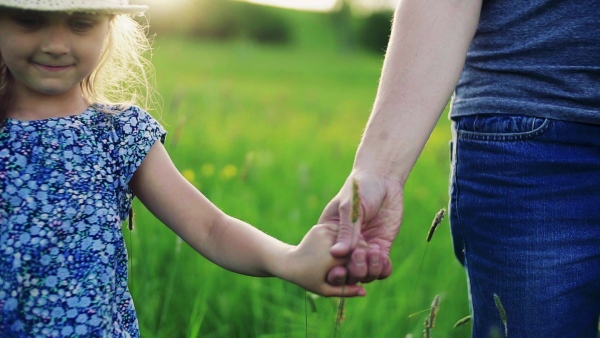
[354,0,482,184]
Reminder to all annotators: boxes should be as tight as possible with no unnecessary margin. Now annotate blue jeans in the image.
[449,115,600,338]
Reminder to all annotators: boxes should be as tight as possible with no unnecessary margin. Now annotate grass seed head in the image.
[426,295,441,328]
[426,208,445,242]
[453,315,471,328]
[424,295,441,338]
[351,179,360,224]
[493,293,508,337]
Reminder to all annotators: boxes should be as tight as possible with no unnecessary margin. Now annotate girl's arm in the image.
[321,0,482,284]
[129,142,365,297]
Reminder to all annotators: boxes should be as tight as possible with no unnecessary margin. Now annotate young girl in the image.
[0,0,365,336]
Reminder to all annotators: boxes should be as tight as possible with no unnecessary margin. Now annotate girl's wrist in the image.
[264,243,295,281]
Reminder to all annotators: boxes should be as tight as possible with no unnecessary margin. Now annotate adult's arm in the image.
[322,0,482,285]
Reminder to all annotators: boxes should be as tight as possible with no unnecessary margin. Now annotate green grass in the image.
[125,36,470,337]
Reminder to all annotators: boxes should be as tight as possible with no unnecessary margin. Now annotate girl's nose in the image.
[40,25,70,56]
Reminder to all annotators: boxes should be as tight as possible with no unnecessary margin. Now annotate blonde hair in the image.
[84,14,159,113]
[0,13,159,124]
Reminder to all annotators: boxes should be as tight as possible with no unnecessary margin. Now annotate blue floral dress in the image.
[0,106,166,337]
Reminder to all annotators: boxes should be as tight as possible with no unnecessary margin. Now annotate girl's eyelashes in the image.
[70,19,96,31]
[8,12,101,32]
[12,15,43,29]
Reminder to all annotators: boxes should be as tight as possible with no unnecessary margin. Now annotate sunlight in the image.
[135,0,398,13]
[244,0,338,12]
[134,0,190,11]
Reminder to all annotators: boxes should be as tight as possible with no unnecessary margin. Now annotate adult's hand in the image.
[320,0,481,287]
[319,170,403,285]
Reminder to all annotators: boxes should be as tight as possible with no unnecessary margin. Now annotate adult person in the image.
[321,0,600,336]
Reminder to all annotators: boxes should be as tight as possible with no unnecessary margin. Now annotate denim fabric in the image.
[449,114,600,337]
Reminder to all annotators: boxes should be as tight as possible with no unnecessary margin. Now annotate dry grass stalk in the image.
[335,298,347,327]
[493,293,508,337]
[426,208,445,242]
[240,152,255,183]
[167,89,185,149]
[423,295,440,338]
[408,208,445,329]
[351,179,360,223]
[453,315,471,328]
[128,208,135,230]
[334,179,361,336]
[169,116,187,149]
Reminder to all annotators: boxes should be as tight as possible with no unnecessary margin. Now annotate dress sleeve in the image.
[112,106,167,220]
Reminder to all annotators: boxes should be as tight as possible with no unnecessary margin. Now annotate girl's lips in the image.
[34,63,72,72]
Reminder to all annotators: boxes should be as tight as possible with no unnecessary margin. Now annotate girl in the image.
[0,0,365,336]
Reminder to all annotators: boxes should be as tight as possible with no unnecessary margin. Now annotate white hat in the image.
[0,0,148,14]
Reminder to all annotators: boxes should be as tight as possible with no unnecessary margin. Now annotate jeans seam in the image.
[457,117,551,142]
[450,134,466,262]
[450,131,475,329]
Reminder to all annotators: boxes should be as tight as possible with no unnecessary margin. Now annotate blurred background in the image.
[138,0,397,53]
[126,0,470,337]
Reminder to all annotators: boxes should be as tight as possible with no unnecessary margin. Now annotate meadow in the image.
[124,30,471,337]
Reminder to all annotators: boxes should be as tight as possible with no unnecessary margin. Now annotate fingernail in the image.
[370,254,380,266]
[331,242,348,252]
[354,251,366,266]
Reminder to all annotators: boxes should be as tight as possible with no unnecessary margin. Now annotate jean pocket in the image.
[455,114,550,141]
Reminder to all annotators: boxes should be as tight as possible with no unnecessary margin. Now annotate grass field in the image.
[124,36,471,337]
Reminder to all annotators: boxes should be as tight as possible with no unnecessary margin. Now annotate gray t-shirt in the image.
[451,0,600,124]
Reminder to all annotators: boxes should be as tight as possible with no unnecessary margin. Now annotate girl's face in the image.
[0,10,110,100]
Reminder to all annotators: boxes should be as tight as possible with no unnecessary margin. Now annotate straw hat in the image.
[0,0,148,14]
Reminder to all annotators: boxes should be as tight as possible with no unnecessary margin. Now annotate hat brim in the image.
[0,4,148,14]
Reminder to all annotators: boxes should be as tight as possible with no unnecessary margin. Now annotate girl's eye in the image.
[70,20,95,31]
[13,16,42,28]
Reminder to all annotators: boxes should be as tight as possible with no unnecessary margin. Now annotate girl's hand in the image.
[280,223,366,297]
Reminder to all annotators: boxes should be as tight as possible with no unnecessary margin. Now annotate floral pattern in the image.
[0,106,166,337]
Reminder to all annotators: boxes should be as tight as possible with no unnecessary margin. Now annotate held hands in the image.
[281,223,366,297]
[278,170,403,296]
[319,171,404,285]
